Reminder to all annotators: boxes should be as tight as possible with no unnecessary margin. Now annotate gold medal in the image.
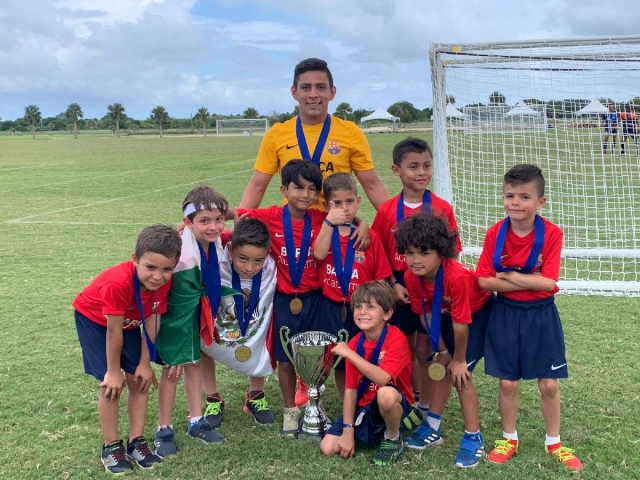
[290,297,303,315]
[235,345,252,362]
[428,362,446,381]
[340,303,348,323]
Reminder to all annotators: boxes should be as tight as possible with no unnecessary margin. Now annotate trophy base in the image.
[297,430,325,442]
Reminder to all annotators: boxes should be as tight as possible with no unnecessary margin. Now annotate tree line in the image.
[0,101,434,138]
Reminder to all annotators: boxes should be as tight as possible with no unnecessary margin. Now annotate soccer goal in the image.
[216,119,269,137]
[430,35,640,296]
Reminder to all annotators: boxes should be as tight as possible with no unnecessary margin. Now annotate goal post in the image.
[216,119,269,137]
[429,35,640,296]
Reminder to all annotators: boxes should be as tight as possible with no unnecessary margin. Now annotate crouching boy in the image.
[320,281,419,467]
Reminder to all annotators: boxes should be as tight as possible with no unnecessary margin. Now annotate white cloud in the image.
[0,0,639,119]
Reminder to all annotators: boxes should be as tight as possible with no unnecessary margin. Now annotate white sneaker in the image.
[282,407,301,438]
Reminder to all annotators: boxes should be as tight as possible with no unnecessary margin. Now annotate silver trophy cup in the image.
[280,327,348,441]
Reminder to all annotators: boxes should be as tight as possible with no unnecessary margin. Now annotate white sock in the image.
[503,431,518,442]
[465,430,480,436]
[545,434,561,446]
[426,412,442,431]
[384,431,400,441]
[157,425,173,431]
[189,416,203,425]
[284,406,300,413]
[418,403,429,414]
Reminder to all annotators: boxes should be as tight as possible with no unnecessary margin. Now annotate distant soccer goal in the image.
[430,35,640,296]
[216,119,269,137]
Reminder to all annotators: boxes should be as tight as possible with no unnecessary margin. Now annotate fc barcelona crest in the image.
[354,250,365,263]
[327,141,341,154]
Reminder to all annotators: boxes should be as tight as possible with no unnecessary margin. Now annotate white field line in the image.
[0,158,253,194]
[0,162,75,172]
[2,168,254,224]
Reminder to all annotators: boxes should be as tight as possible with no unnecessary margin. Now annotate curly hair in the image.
[394,213,458,259]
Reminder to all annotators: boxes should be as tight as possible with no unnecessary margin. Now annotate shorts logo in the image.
[354,250,365,263]
[551,363,567,371]
[327,141,341,155]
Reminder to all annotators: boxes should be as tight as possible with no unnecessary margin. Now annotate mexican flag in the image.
[201,245,277,377]
[155,228,234,366]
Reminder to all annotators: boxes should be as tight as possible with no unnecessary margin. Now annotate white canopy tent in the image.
[575,99,609,115]
[446,103,465,118]
[360,108,400,124]
[505,101,540,117]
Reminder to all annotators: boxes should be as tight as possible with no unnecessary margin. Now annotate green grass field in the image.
[1,134,639,479]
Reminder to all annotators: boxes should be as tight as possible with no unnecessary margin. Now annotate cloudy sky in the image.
[1,0,639,121]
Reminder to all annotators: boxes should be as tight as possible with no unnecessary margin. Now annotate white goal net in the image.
[430,36,640,296]
[216,119,269,137]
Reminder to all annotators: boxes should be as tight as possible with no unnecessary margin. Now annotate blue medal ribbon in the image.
[197,241,222,321]
[282,205,312,292]
[492,215,545,273]
[355,326,388,402]
[396,190,432,223]
[331,226,357,300]
[420,264,444,359]
[133,270,159,362]
[295,114,332,167]
[231,267,263,337]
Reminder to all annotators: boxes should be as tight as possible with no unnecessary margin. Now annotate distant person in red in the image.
[620,103,639,155]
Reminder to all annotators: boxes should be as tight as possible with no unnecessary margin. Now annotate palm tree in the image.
[24,105,42,140]
[194,107,210,137]
[65,103,83,139]
[107,103,126,138]
[150,106,169,138]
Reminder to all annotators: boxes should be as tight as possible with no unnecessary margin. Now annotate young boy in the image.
[228,160,368,436]
[320,281,415,467]
[476,164,583,471]
[200,217,278,427]
[395,213,494,468]
[371,137,461,409]
[314,172,393,400]
[154,186,229,457]
[73,224,181,475]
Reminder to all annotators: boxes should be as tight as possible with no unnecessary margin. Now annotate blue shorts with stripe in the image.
[417,294,494,372]
[75,310,142,382]
[484,295,568,381]
[389,270,419,335]
[319,297,361,371]
[273,289,324,362]
[326,385,419,444]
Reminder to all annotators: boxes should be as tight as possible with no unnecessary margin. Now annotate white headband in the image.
[183,203,221,217]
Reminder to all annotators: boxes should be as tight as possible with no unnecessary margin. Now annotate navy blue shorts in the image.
[484,295,568,381]
[623,129,637,138]
[75,310,142,382]
[326,385,415,444]
[389,271,419,335]
[273,289,324,362]
[417,294,494,372]
[605,128,617,135]
[320,297,361,371]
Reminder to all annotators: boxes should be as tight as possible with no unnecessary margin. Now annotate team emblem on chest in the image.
[327,141,341,155]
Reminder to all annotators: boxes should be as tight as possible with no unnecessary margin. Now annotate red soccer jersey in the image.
[371,191,462,272]
[319,230,392,303]
[345,325,414,407]
[73,261,171,330]
[404,258,490,323]
[240,205,326,294]
[476,216,562,301]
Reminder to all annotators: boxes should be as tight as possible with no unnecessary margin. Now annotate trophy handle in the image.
[279,326,296,365]
[332,329,349,370]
